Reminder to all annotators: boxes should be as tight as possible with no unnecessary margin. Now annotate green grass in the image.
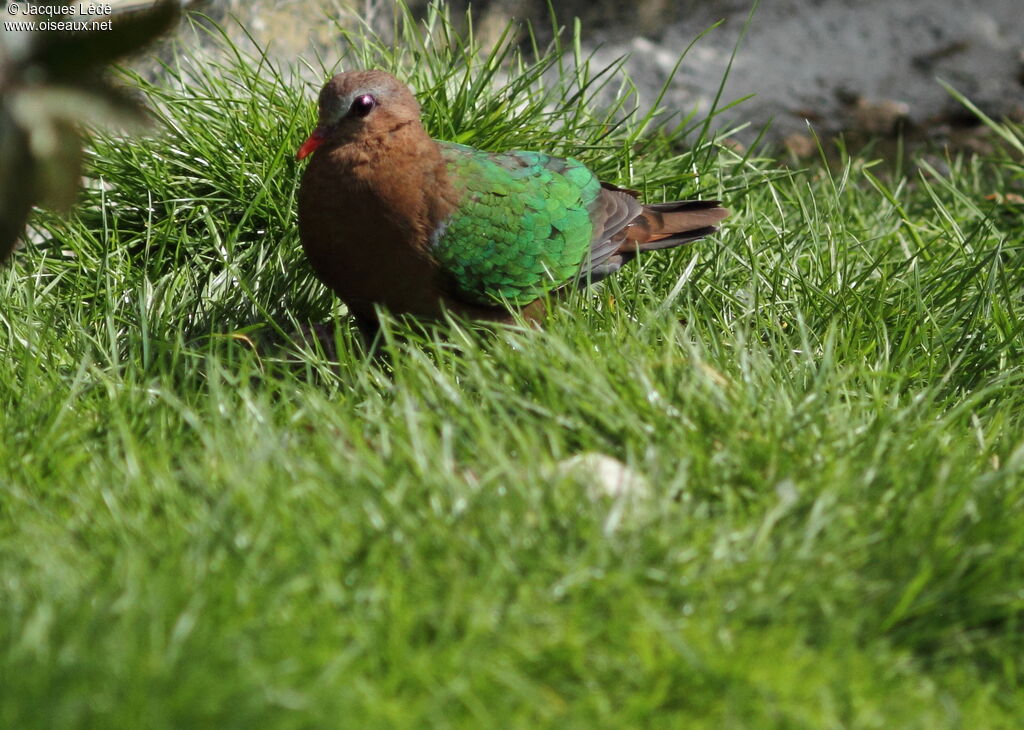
[3,5,1024,727]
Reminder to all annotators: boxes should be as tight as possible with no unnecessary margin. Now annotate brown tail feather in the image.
[621,200,730,252]
[578,192,730,286]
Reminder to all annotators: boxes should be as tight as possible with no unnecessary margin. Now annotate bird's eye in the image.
[349,94,376,118]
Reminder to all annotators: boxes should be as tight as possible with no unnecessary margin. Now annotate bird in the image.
[296,70,729,341]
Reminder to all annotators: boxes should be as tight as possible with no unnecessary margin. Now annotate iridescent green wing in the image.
[432,142,603,306]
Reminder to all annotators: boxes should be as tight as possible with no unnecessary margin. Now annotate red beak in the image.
[296,128,327,160]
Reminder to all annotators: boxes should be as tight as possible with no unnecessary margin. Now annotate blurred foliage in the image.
[0,1,180,263]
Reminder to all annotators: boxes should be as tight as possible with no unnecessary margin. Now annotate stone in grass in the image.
[557,452,652,535]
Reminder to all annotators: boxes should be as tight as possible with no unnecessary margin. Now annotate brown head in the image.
[296,70,423,160]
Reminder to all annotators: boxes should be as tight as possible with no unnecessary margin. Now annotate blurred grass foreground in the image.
[2,2,1024,727]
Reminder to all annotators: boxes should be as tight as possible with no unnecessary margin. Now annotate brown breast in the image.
[297,125,457,321]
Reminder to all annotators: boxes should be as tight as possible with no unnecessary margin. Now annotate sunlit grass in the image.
[1,5,1023,727]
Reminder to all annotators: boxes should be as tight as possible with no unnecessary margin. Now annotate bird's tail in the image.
[581,189,730,283]
[621,200,730,252]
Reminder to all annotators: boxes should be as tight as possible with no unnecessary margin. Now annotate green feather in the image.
[431,142,602,306]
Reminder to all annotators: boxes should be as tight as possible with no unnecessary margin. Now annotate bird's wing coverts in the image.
[431,142,604,306]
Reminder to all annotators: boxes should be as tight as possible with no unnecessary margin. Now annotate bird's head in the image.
[296,70,422,160]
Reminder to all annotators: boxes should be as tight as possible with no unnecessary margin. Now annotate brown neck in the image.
[297,123,460,320]
[304,123,454,250]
